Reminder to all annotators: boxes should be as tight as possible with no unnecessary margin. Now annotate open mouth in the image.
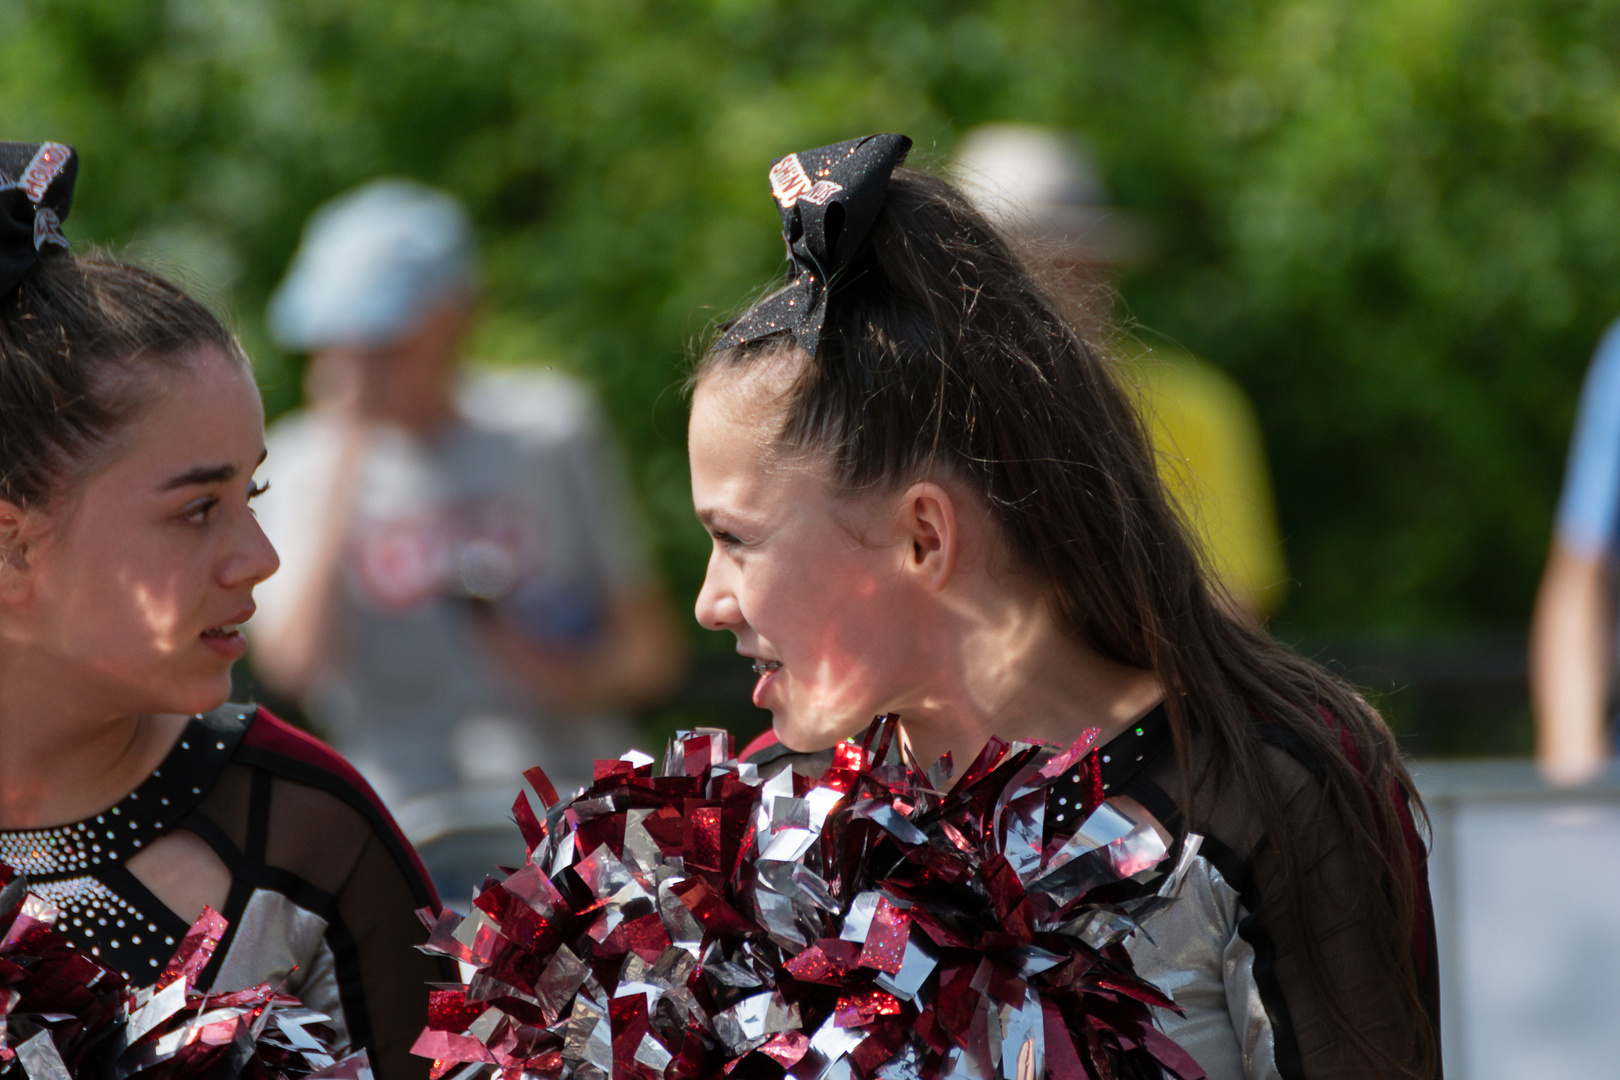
[751,658,782,708]
[200,616,250,660]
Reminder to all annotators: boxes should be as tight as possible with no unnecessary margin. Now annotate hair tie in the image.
[715,133,911,359]
[0,141,77,296]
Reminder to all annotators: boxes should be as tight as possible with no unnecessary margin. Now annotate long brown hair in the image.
[699,169,1433,1077]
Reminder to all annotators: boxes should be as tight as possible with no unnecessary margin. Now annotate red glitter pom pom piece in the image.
[0,868,369,1079]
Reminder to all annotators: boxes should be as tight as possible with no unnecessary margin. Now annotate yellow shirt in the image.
[1119,344,1289,616]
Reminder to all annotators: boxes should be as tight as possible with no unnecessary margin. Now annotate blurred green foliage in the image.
[5,0,1619,653]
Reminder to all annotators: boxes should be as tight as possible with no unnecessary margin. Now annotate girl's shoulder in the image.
[216,705,439,909]
[1132,706,1371,861]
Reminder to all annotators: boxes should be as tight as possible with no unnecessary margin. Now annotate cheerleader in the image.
[0,141,448,1079]
[689,134,1438,1080]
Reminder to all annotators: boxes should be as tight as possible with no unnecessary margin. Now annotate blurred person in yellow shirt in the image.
[953,124,1288,618]
[1131,343,1289,616]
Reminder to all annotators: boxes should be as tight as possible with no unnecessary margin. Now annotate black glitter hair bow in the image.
[0,141,77,295]
[715,132,911,359]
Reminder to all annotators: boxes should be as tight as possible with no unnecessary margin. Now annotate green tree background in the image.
[6,0,1616,746]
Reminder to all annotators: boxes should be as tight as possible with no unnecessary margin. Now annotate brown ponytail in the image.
[699,168,1434,1078]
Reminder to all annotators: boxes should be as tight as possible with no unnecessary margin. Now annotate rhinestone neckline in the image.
[1047,704,1170,827]
[0,709,249,881]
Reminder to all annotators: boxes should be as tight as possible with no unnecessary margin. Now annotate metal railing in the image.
[1414,759,1620,1079]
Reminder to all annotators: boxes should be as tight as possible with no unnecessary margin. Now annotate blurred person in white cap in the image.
[248,180,685,841]
[954,123,1289,618]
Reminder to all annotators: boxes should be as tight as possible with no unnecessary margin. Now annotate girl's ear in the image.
[896,481,959,591]
[0,500,43,602]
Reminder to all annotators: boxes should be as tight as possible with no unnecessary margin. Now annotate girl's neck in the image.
[894,592,1164,774]
[0,682,189,830]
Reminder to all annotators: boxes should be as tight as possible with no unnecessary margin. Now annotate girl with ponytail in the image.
[688,135,1438,1080]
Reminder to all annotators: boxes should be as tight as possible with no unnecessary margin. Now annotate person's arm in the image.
[467,376,688,712]
[249,419,367,700]
[477,584,687,712]
[1531,540,1613,785]
[240,713,455,1080]
[1252,781,1436,1079]
[1532,323,1620,785]
[329,827,452,1080]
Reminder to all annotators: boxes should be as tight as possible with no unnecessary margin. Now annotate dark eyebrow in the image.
[158,449,268,491]
[160,464,236,490]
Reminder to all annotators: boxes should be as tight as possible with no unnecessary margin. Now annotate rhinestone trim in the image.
[0,706,253,983]
[0,713,243,880]
[1048,705,1169,827]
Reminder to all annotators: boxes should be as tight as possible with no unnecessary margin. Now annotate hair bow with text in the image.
[0,141,77,295]
[715,133,911,359]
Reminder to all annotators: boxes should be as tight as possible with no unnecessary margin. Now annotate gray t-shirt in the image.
[251,370,648,806]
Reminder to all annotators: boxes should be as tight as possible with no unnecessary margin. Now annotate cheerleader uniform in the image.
[0,705,453,1080]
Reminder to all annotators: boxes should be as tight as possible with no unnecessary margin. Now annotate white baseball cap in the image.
[269,178,476,350]
[952,123,1146,264]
